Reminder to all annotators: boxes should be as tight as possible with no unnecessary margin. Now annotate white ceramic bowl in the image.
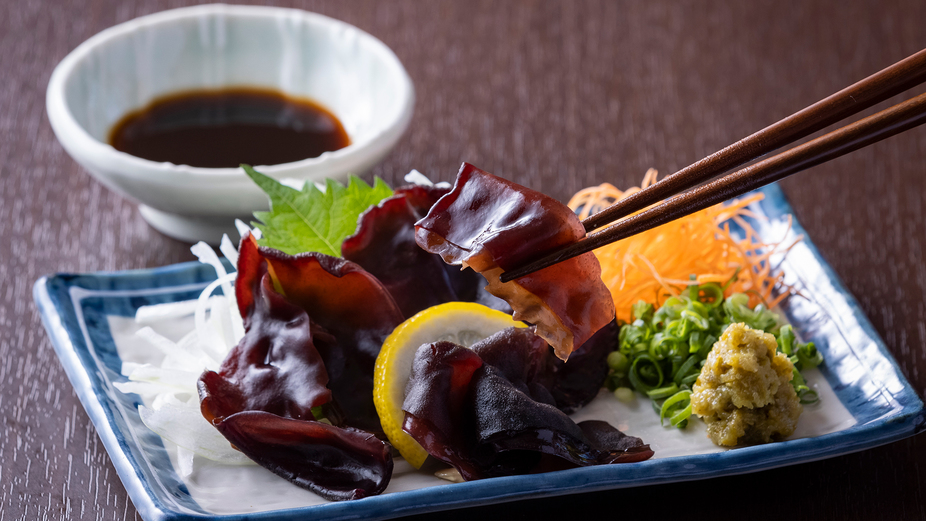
[47,4,414,243]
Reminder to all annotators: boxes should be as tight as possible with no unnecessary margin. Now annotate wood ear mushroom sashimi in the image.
[415,163,616,361]
[195,164,648,501]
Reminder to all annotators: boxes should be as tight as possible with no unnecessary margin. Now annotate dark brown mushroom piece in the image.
[415,163,615,360]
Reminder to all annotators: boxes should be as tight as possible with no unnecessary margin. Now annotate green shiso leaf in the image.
[243,165,394,257]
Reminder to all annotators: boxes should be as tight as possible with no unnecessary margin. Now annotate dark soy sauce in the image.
[109,88,351,168]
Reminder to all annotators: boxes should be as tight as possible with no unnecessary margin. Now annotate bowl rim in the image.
[45,3,415,181]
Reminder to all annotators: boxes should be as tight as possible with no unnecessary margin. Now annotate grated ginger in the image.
[568,169,800,322]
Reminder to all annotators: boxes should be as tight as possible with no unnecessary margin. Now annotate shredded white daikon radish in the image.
[220,234,239,267]
[134,297,226,324]
[117,172,434,472]
[139,394,253,467]
[404,169,451,189]
[115,231,253,467]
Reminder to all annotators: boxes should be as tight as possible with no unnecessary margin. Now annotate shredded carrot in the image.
[569,169,801,321]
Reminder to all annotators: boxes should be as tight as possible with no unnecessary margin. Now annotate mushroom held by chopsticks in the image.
[415,163,616,360]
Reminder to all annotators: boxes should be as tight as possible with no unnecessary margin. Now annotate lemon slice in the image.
[374,302,525,468]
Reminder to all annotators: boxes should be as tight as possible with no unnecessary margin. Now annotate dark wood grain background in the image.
[2,1,924,519]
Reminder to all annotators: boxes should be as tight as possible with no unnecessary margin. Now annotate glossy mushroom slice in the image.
[415,163,615,360]
[199,273,331,425]
[342,184,508,317]
[402,328,653,481]
[232,235,404,434]
[394,185,512,314]
[199,255,393,500]
[217,412,393,501]
[542,319,618,414]
[252,238,405,435]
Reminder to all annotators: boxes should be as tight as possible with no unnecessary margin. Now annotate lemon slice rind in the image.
[373,302,525,468]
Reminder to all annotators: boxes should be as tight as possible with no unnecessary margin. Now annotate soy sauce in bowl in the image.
[109,88,351,168]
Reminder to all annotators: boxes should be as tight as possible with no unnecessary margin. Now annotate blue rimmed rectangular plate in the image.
[34,183,925,521]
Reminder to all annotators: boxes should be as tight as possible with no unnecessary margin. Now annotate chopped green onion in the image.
[798,389,820,405]
[614,387,635,403]
[679,372,700,388]
[697,283,724,308]
[632,301,655,322]
[673,354,701,386]
[647,384,680,400]
[607,351,630,374]
[790,368,820,404]
[660,390,692,427]
[604,281,824,429]
[628,354,664,392]
[778,325,796,355]
[797,342,823,369]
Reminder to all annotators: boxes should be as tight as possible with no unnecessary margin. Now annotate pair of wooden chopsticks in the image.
[500,48,926,283]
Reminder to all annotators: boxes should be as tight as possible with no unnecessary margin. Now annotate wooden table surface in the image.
[2,1,924,519]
